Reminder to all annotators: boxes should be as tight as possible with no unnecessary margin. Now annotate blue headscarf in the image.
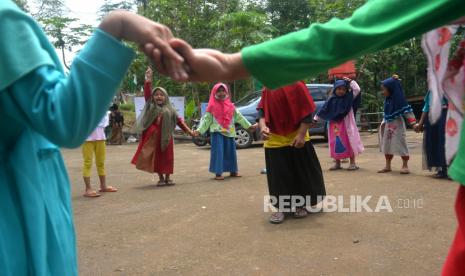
[381,77,412,122]
[317,80,354,122]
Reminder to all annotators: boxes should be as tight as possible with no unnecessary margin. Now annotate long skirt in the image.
[379,117,409,156]
[109,124,124,145]
[131,122,174,174]
[265,141,326,209]
[210,132,238,175]
[423,109,447,171]
[442,185,465,275]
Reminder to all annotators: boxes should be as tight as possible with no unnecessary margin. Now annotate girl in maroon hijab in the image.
[257,81,326,224]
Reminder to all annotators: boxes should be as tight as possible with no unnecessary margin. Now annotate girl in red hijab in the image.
[257,81,326,224]
[194,83,256,180]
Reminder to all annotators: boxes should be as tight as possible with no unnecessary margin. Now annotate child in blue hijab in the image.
[316,78,364,170]
[378,75,417,174]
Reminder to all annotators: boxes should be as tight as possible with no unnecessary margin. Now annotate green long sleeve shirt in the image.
[197,110,252,137]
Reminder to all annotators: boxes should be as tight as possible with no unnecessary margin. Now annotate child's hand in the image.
[145,67,153,82]
[192,130,200,137]
[158,39,249,82]
[343,77,352,82]
[413,123,423,133]
[248,123,258,132]
[260,125,271,140]
[292,134,306,148]
[99,11,186,81]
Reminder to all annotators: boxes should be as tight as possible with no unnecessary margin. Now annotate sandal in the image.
[347,165,360,171]
[99,186,118,192]
[269,212,285,224]
[400,168,410,174]
[230,172,242,177]
[293,208,308,218]
[377,168,392,173]
[156,180,167,186]
[329,165,342,171]
[214,175,225,180]
[165,179,176,186]
[83,191,101,198]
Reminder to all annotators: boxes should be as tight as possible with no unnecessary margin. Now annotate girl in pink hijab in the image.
[194,83,256,180]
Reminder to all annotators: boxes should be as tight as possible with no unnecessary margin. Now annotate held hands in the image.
[99,11,187,81]
[98,11,248,82]
[413,123,424,133]
[192,130,201,137]
[248,123,258,132]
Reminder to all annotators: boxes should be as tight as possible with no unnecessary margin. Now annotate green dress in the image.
[0,1,134,275]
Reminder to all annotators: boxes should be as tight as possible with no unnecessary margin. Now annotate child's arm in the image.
[176,117,194,136]
[195,113,213,135]
[292,122,312,148]
[414,112,427,133]
[144,68,153,101]
[403,112,417,127]
[234,110,252,130]
[0,12,181,148]
[347,78,361,97]
[99,11,186,80]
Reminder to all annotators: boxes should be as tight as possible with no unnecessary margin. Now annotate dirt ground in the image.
[63,131,458,276]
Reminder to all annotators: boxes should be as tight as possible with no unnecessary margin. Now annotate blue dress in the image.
[0,2,134,275]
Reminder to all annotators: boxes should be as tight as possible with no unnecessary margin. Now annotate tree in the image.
[40,16,93,69]
[267,0,311,36]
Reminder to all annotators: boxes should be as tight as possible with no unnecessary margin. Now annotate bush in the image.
[120,103,135,112]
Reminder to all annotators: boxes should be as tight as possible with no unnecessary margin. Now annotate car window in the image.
[308,87,325,101]
[235,91,261,107]
[320,87,333,97]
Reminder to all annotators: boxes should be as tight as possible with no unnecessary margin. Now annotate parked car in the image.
[192,84,332,149]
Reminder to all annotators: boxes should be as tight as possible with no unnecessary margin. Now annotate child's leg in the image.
[401,156,409,169]
[95,140,118,192]
[350,156,356,165]
[95,140,106,187]
[385,154,393,169]
[400,156,410,174]
[165,174,175,185]
[378,154,393,173]
[329,159,342,170]
[82,142,94,190]
[210,133,225,178]
[347,156,359,170]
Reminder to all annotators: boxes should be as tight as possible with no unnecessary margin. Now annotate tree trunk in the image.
[61,45,70,70]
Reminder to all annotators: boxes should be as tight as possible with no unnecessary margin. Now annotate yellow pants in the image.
[82,140,106,177]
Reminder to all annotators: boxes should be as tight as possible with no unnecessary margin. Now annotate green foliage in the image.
[120,103,136,112]
[267,0,311,36]
[12,0,29,12]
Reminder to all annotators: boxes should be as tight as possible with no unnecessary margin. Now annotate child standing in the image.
[315,78,364,170]
[194,83,256,180]
[108,103,125,145]
[131,68,194,186]
[378,75,417,174]
[414,91,449,178]
[82,113,118,197]
[258,81,326,224]
[0,1,186,274]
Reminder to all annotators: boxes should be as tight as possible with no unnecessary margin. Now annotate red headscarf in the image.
[206,83,235,129]
[257,81,316,136]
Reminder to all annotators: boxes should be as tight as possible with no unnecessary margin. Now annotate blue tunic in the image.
[0,1,134,275]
